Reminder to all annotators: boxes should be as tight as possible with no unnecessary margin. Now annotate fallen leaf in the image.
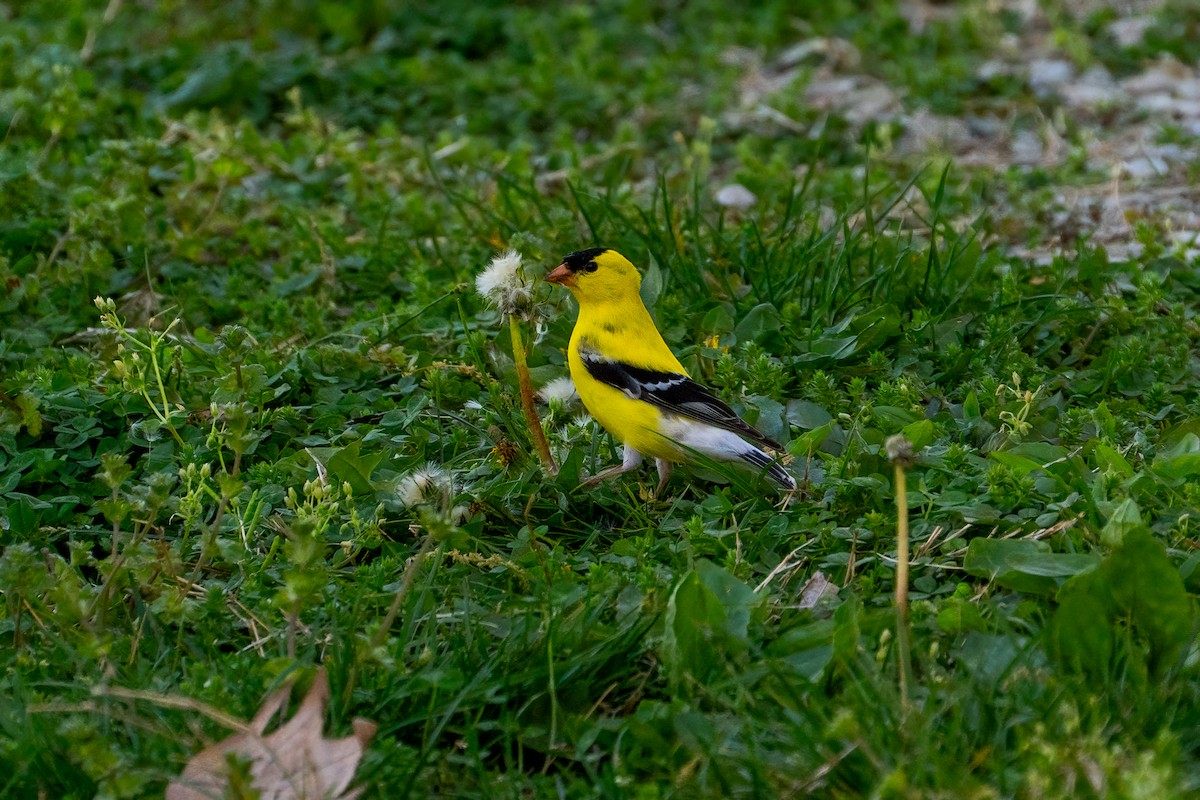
[167,669,376,800]
[798,570,840,610]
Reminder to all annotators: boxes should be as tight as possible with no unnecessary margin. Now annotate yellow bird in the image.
[546,247,795,494]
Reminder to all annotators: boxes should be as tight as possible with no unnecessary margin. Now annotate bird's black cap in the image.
[560,247,607,272]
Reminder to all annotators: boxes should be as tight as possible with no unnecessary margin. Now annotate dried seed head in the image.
[475,249,534,319]
[885,434,915,468]
[397,464,454,508]
[537,376,578,405]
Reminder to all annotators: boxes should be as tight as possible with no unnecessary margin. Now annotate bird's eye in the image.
[583,261,598,273]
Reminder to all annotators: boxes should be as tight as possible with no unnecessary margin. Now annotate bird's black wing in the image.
[578,347,783,450]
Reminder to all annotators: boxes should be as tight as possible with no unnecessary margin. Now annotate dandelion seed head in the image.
[475,249,533,317]
[885,434,914,468]
[538,376,579,405]
[398,464,452,507]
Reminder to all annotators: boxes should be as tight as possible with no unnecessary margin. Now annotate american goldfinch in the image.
[546,247,795,494]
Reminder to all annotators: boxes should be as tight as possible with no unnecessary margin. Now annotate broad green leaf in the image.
[1049,583,1113,676]
[317,1,367,43]
[214,364,271,404]
[955,633,1021,683]
[791,336,859,366]
[734,302,782,343]
[786,400,832,429]
[1155,452,1200,479]
[1101,497,1142,546]
[661,561,760,693]
[849,305,902,351]
[662,569,725,691]
[767,618,837,682]
[787,421,833,456]
[640,261,664,308]
[5,499,38,537]
[874,406,920,429]
[782,646,834,683]
[274,266,325,297]
[1008,442,1068,464]
[326,442,384,496]
[1153,433,1200,479]
[748,396,786,444]
[987,450,1045,476]
[159,42,256,110]
[1107,529,1192,671]
[962,391,981,422]
[695,559,759,645]
[1052,527,1193,677]
[964,538,1098,595]
[901,419,935,450]
[701,303,735,335]
[1091,442,1134,478]
[553,447,583,492]
[936,600,986,633]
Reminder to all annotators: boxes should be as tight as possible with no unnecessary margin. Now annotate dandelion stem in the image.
[508,314,557,476]
[371,534,435,651]
[894,460,911,707]
[885,433,914,710]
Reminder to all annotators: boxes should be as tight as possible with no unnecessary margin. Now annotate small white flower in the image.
[538,376,578,405]
[475,249,533,317]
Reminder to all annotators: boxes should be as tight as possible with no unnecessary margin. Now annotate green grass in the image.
[2,1,1200,798]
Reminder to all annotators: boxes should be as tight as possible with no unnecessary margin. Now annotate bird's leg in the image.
[653,458,673,497]
[775,485,797,511]
[582,445,644,487]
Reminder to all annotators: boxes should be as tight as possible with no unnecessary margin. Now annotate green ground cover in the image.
[2,1,1200,797]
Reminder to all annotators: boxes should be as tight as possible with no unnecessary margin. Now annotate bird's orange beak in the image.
[545,263,575,286]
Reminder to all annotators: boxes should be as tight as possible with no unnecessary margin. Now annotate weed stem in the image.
[508,314,558,476]
[886,434,914,709]
[371,535,436,651]
[894,462,911,705]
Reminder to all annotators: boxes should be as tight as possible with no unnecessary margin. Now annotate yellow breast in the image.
[567,307,689,461]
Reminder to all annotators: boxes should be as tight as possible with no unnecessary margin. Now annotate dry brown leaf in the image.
[797,570,841,610]
[167,669,376,800]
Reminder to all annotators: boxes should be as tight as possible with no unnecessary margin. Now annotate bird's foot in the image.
[653,457,673,497]
[775,486,797,511]
[581,464,630,487]
[581,446,645,488]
